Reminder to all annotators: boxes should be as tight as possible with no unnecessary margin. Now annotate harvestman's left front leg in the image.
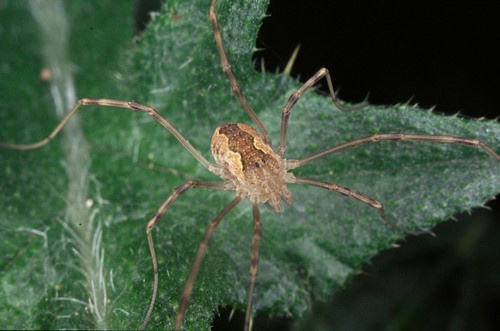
[293,177,430,235]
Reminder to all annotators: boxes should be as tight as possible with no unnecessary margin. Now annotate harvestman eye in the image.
[1,0,499,330]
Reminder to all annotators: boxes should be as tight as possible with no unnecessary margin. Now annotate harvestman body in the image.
[1,0,499,330]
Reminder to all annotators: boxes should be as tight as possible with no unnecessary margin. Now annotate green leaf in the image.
[0,0,498,330]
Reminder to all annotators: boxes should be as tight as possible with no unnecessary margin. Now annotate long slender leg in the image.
[209,0,271,146]
[140,180,225,331]
[278,67,368,157]
[175,196,243,330]
[244,203,263,331]
[287,133,500,169]
[0,98,222,175]
[294,177,431,235]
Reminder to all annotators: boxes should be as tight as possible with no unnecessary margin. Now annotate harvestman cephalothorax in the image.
[1,0,499,330]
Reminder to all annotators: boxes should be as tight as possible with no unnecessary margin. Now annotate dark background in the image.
[136,1,500,330]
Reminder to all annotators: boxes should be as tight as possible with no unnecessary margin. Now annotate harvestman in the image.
[1,0,499,330]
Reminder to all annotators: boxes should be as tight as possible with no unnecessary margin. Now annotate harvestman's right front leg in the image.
[140,180,225,330]
[243,203,263,331]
